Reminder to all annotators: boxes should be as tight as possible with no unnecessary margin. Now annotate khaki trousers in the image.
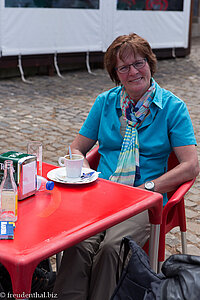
[53,210,150,300]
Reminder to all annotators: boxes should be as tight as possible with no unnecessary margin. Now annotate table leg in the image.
[149,224,160,273]
[8,264,35,299]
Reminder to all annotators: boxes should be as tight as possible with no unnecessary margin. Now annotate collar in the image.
[116,88,121,109]
[151,81,163,109]
[116,80,163,110]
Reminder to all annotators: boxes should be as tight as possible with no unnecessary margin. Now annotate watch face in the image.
[145,181,154,191]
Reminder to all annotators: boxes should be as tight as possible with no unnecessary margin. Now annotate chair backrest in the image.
[167,151,179,199]
[86,145,100,171]
[167,151,179,170]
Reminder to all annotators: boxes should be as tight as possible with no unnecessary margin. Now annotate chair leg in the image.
[181,231,187,254]
[158,261,163,273]
[158,231,187,274]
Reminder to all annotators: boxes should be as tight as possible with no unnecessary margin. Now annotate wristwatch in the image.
[144,181,155,192]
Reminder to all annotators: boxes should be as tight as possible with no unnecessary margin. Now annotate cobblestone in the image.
[0,37,200,263]
[184,244,200,256]
[185,208,199,219]
[185,199,198,207]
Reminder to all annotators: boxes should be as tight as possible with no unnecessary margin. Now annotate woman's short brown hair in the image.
[104,33,157,85]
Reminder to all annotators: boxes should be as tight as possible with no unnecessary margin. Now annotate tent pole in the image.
[172,48,176,58]
[54,52,64,78]
[86,51,95,75]
[18,54,32,83]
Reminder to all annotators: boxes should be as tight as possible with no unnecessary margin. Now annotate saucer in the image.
[47,167,99,184]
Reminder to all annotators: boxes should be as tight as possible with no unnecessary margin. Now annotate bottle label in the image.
[1,191,17,220]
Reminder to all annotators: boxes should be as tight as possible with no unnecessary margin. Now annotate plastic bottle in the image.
[0,160,18,222]
[36,175,54,191]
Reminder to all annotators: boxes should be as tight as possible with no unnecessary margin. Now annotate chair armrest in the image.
[163,178,196,215]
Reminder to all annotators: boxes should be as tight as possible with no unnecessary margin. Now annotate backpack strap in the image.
[116,236,132,283]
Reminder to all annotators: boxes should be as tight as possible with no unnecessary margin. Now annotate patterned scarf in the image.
[109,79,156,186]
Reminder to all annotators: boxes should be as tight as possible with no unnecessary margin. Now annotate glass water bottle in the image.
[0,160,18,222]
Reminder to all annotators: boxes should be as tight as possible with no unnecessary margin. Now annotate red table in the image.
[0,162,163,298]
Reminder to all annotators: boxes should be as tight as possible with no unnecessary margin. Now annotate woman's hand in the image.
[69,134,97,168]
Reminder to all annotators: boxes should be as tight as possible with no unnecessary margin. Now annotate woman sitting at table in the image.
[53,33,199,300]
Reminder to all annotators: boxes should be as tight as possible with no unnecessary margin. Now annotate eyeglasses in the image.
[116,58,147,74]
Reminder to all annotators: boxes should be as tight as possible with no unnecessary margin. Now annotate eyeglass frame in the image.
[115,58,147,74]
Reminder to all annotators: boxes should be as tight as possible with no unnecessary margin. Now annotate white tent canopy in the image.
[0,0,191,57]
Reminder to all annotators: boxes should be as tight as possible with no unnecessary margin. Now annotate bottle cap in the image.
[46,181,54,190]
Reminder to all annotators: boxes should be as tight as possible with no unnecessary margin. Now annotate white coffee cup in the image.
[58,154,84,178]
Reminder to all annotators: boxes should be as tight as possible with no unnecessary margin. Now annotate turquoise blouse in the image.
[79,81,196,205]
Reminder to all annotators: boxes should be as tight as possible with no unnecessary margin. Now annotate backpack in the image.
[111,236,200,300]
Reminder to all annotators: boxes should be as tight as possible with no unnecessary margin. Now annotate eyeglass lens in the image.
[117,58,146,73]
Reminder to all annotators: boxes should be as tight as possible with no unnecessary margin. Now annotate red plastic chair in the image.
[158,152,195,270]
[86,146,196,272]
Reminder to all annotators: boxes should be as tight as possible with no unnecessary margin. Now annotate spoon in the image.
[68,146,72,159]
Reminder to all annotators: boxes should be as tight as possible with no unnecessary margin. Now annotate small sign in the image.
[0,221,15,239]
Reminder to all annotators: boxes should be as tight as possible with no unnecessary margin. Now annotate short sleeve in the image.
[168,100,196,147]
[79,95,103,140]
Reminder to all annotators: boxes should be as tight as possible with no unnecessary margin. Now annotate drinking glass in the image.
[27,141,42,176]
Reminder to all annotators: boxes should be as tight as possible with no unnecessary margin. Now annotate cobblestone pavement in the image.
[0,37,199,263]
